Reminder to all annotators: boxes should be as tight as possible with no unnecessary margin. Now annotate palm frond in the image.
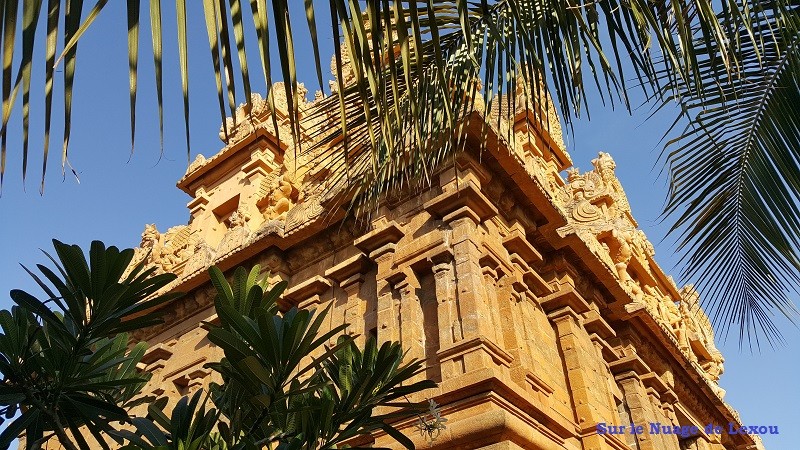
[662,0,800,348]
[0,0,748,191]
[0,0,794,346]
[301,0,724,210]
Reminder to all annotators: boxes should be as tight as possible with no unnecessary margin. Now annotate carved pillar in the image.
[354,222,405,346]
[640,374,682,450]
[326,254,371,346]
[614,372,670,450]
[431,251,462,347]
[481,264,507,348]
[451,214,496,342]
[542,287,622,450]
[430,251,466,383]
[424,178,514,379]
[390,271,425,372]
[374,251,401,345]
[507,280,542,390]
[607,348,687,450]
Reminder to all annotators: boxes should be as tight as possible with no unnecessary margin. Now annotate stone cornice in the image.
[282,275,333,307]
[423,180,498,222]
[128,97,754,448]
[353,221,404,256]
[324,253,371,284]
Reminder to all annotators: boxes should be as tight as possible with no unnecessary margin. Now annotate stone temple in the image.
[126,69,762,450]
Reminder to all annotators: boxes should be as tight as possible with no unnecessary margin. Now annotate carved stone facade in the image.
[128,65,761,450]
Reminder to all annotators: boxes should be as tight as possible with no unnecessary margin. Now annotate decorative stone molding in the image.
[354,221,404,260]
[119,47,757,449]
[556,152,726,388]
[325,254,370,291]
[141,344,174,371]
[283,275,333,309]
[130,224,194,276]
[436,336,514,369]
[424,181,498,225]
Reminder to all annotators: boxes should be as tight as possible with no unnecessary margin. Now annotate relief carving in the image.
[329,45,356,92]
[559,153,726,396]
[557,152,652,284]
[186,154,206,176]
[216,208,251,258]
[131,224,193,277]
[678,285,725,397]
[218,88,308,147]
[184,236,216,277]
[266,173,300,220]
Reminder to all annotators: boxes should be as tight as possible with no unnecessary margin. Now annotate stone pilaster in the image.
[326,254,371,346]
[354,221,405,346]
[431,251,462,347]
[424,177,518,381]
[542,287,622,450]
[505,281,543,391]
[430,251,467,383]
[389,271,424,367]
[608,351,681,450]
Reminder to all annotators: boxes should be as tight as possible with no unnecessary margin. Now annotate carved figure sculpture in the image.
[228,208,249,229]
[185,237,215,276]
[130,224,193,276]
[610,224,634,283]
[266,173,299,220]
[141,223,161,249]
[217,207,252,257]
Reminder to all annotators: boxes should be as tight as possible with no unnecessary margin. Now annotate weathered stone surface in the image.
[125,67,760,450]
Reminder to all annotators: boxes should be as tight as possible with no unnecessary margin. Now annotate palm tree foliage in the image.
[0,240,180,450]
[115,265,437,450]
[0,246,437,449]
[661,0,800,347]
[0,1,796,342]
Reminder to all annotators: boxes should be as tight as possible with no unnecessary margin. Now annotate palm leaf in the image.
[0,0,19,191]
[149,0,164,154]
[176,0,189,156]
[61,0,84,181]
[126,0,140,155]
[662,1,800,348]
[0,0,755,190]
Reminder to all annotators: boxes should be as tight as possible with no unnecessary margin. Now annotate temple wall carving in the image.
[126,57,760,449]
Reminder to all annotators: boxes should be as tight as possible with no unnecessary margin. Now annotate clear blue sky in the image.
[0,2,795,449]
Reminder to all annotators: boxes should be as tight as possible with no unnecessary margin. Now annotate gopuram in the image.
[126,59,763,450]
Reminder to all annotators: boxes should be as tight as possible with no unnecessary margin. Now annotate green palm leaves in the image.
[0,240,179,450]
[114,390,225,450]
[0,1,742,190]
[0,1,796,343]
[663,1,800,347]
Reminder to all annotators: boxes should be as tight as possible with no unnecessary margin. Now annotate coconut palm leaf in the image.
[0,1,793,344]
[0,0,749,191]
[662,0,800,348]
